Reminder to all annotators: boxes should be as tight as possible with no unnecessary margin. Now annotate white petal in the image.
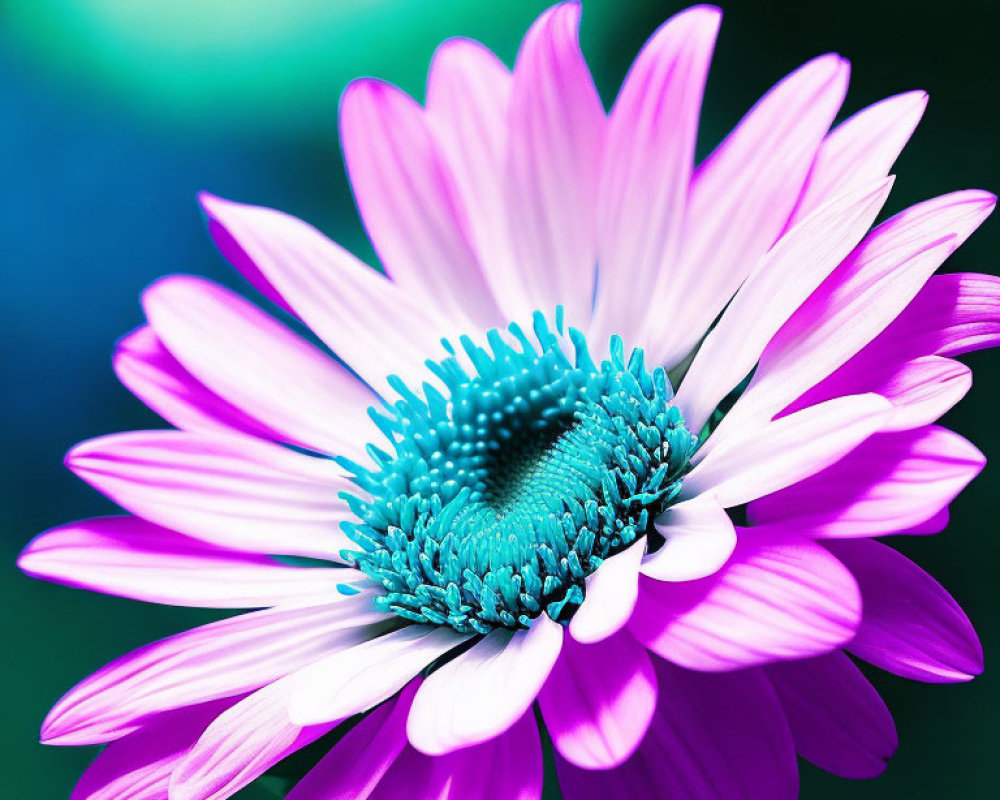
[642,494,736,582]
[569,539,645,644]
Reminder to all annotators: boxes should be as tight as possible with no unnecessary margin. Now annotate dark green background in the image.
[1,0,996,797]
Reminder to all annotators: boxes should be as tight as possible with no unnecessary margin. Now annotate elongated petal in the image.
[591,6,719,345]
[684,394,891,508]
[555,661,798,799]
[170,678,337,800]
[648,54,850,368]
[826,539,983,682]
[766,651,897,779]
[677,177,893,434]
[18,516,365,608]
[503,2,605,326]
[747,427,984,537]
[538,632,656,769]
[789,90,927,225]
[42,596,389,745]
[425,38,521,321]
[569,538,644,644]
[643,494,736,582]
[340,79,501,329]
[70,700,232,800]
[287,626,468,727]
[198,194,452,397]
[66,430,354,560]
[630,531,861,671]
[143,275,376,458]
[407,614,563,755]
[113,326,280,441]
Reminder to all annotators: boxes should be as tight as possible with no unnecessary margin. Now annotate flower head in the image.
[20,3,997,798]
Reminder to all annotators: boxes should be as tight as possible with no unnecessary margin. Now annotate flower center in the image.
[339,313,698,634]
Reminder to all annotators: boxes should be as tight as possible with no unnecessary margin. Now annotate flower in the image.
[19,2,997,798]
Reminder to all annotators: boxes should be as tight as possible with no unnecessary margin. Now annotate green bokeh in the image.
[1,0,997,797]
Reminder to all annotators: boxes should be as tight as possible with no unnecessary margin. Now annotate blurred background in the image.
[1,0,996,796]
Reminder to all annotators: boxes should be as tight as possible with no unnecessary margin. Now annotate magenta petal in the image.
[538,631,656,769]
[766,651,897,779]
[555,659,797,799]
[17,516,364,609]
[747,427,985,537]
[826,539,983,682]
[630,530,860,671]
[70,700,232,800]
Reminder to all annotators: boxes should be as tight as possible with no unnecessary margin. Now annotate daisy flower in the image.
[20,3,998,798]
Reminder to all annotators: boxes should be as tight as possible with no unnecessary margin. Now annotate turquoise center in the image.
[338,313,698,634]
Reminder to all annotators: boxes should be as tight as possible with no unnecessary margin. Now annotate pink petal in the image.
[716,190,994,437]
[747,426,985,537]
[538,631,657,769]
[41,596,389,745]
[286,681,419,800]
[590,6,719,346]
[789,90,927,225]
[287,625,469,727]
[648,54,850,369]
[425,38,521,322]
[630,530,861,671]
[503,1,605,327]
[198,194,454,396]
[684,394,891,508]
[142,275,376,459]
[407,614,563,755]
[569,538,644,644]
[642,494,736,582]
[826,539,983,682]
[170,678,337,800]
[677,177,893,434]
[18,516,367,609]
[113,325,280,441]
[66,430,355,561]
[555,660,798,799]
[70,700,232,800]
[765,651,897,779]
[340,79,502,330]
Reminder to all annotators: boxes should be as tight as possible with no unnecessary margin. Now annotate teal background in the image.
[1,0,997,797]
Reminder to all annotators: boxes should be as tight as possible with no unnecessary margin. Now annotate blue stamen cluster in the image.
[338,313,698,634]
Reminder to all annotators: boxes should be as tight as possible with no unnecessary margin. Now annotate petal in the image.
[69,700,232,800]
[789,90,927,225]
[18,516,366,609]
[555,660,798,799]
[630,530,861,671]
[41,596,389,745]
[198,194,453,397]
[66,430,355,560]
[569,538,644,644]
[340,79,502,329]
[718,190,995,435]
[826,539,983,682]
[765,651,897,779]
[407,614,563,755]
[286,681,419,800]
[425,38,521,321]
[684,394,891,508]
[503,1,605,326]
[642,494,736,582]
[648,54,850,369]
[677,177,893,434]
[590,6,719,346]
[287,625,469,727]
[170,678,337,800]
[113,325,280,441]
[747,427,985,537]
[143,275,376,459]
[538,631,657,769]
